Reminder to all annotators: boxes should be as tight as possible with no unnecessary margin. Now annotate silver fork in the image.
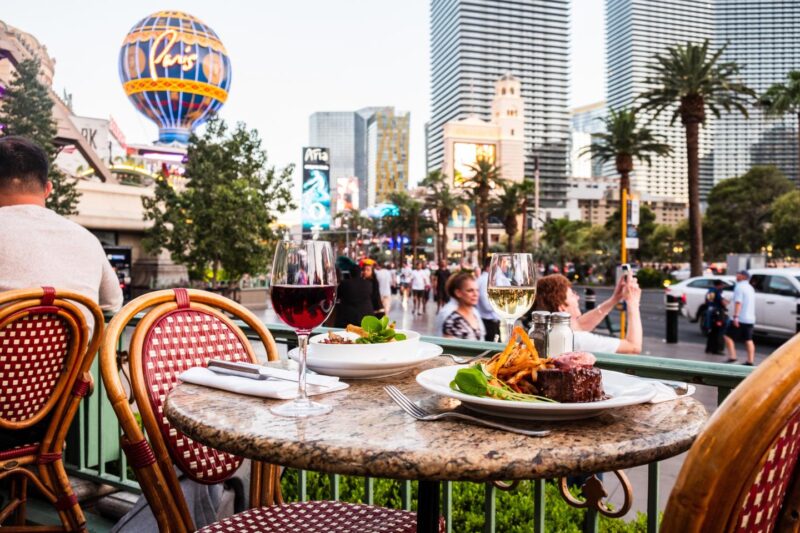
[384,385,551,437]
[442,349,492,364]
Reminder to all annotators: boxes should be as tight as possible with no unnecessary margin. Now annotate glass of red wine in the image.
[270,240,337,417]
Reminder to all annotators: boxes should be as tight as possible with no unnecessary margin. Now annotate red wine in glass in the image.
[271,284,336,333]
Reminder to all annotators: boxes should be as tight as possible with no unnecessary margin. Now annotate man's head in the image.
[736,270,750,282]
[0,136,51,207]
[713,278,726,288]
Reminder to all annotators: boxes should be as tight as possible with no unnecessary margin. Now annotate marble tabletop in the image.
[164,359,707,482]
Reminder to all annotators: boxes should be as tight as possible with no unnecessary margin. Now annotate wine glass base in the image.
[270,398,332,418]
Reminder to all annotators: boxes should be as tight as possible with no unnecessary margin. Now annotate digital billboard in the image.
[335,177,359,213]
[302,147,332,232]
[453,142,496,187]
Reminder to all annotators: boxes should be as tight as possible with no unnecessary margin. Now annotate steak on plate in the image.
[532,367,604,403]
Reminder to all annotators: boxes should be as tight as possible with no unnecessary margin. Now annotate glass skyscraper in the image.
[606,0,714,201]
[713,0,800,185]
[309,107,409,210]
[427,0,570,205]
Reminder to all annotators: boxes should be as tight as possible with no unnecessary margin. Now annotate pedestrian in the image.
[399,262,413,308]
[440,272,485,340]
[410,262,430,316]
[704,278,727,355]
[476,256,501,342]
[374,261,394,316]
[434,259,451,312]
[334,257,383,328]
[0,136,122,327]
[533,273,642,354]
[724,270,756,365]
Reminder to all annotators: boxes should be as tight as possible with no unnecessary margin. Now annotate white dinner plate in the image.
[288,342,443,379]
[415,366,657,420]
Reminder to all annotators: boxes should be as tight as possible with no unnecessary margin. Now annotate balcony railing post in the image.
[329,474,339,500]
[401,480,412,511]
[533,479,545,533]
[364,477,374,505]
[443,481,452,533]
[648,462,660,533]
[483,483,496,533]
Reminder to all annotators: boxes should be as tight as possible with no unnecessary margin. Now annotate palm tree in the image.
[491,182,521,253]
[541,218,587,275]
[420,170,461,261]
[761,71,800,185]
[388,191,430,262]
[584,108,672,206]
[516,179,537,252]
[637,39,755,276]
[462,156,503,263]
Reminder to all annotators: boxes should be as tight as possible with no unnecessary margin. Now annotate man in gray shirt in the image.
[0,136,122,328]
[724,270,756,366]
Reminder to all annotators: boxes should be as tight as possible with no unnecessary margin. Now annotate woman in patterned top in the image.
[441,272,485,341]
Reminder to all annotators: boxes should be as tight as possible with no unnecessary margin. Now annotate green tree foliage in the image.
[769,190,800,255]
[0,58,80,214]
[491,182,521,253]
[462,156,503,263]
[638,39,755,276]
[584,108,672,199]
[387,191,433,262]
[142,118,294,281]
[704,166,793,259]
[761,71,800,182]
[541,218,589,273]
[420,170,461,260]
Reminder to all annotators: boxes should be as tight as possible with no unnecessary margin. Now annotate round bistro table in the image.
[164,359,707,532]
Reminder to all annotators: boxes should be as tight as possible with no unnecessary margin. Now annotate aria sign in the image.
[302,147,332,232]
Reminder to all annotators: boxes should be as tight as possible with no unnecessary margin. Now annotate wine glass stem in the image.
[296,333,309,403]
[504,319,516,342]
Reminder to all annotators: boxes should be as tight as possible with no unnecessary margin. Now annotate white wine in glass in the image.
[487,253,537,340]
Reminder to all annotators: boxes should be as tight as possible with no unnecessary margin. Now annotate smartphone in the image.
[621,263,632,282]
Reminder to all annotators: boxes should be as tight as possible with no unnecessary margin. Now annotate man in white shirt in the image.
[724,270,757,365]
[374,263,393,316]
[476,257,500,341]
[0,136,123,328]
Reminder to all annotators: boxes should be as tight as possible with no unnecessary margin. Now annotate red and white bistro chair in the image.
[0,287,104,532]
[101,288,429,532]
[662,332,800,532]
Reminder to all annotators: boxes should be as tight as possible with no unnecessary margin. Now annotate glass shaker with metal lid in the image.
[528,311,551,358]
[548,311,574,357]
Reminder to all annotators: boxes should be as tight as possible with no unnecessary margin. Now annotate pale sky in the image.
[2,0,605,185]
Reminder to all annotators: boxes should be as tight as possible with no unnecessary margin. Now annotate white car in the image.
[746,268,800,337]
[666,276,735,330]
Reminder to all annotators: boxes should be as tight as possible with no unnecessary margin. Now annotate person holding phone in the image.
[532,270,642,354]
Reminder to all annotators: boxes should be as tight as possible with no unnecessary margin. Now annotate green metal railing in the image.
[64,319,753,532]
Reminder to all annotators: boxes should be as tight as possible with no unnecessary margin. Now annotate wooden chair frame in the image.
[100,289,282,533]
[663,333,800,532]
[0,287,104,532]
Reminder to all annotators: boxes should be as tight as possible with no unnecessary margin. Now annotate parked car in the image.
[746,268,800,337]
[666,276,735,333]
[668,268,800,338]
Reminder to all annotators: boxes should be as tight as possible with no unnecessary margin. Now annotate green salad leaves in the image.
[450,364,557,403]
[356,315,408,344]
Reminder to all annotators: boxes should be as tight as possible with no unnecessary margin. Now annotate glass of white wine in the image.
[487,253,537,341]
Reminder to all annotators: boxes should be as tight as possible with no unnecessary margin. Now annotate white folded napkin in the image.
[178,367,349,399]
[644,379,696,404]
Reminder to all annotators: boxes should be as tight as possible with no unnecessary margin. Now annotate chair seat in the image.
[198,500,435,533]
[0,443,39,461]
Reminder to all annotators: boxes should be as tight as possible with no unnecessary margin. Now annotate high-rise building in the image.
[606,0,714,200]
[309,107,409,210]
[713,1,800,185]
[570,101,607,178]
[367,108,410,205]
[309,111,368,208]
[428,0,570,205]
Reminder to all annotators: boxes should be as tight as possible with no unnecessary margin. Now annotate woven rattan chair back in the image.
[662,333,800,533]
[100,288,281,533]
[0,287,104,532]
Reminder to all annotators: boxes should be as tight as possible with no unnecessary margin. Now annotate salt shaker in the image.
[548,312,574,357]
[528,311,551,358]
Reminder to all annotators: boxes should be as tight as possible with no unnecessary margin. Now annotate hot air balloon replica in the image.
[118,11,232,144]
